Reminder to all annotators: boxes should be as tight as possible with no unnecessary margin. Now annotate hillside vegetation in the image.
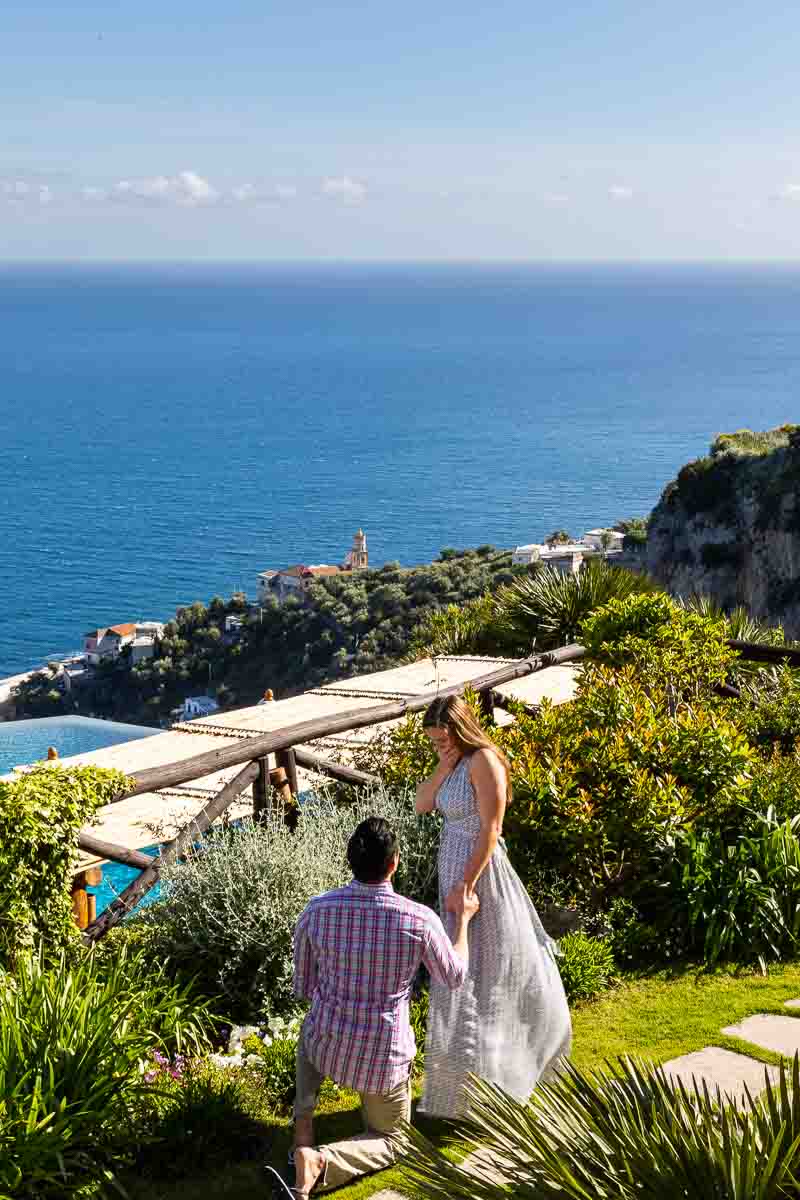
[646,424,800,633]
[14,548,519,723]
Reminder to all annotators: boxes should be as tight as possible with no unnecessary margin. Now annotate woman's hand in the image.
[445,881,478,914]
[438,742,461,773]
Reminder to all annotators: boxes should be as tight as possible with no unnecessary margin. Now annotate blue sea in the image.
[3,262,800,678]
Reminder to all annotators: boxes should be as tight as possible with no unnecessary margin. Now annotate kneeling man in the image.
[289,816,477,1197]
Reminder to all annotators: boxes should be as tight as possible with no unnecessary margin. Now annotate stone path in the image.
[370,1000,800,1200]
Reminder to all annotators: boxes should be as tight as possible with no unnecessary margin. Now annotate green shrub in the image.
[129,1059,267,1180]
[556,932,615,1004]
[748,754,800,820]
[0,765,131,966]
[734,666,800,755]
[0,944,215,1198]
[497,663,755,905]
[247,1037,298,1112]
[580,591,735,696]
[138,786,441,1019]
[669,809,800,966]
[410,988,430,1076]
[402,1057,800,1200]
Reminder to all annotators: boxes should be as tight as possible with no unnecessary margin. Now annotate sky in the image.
[4,1,800,261]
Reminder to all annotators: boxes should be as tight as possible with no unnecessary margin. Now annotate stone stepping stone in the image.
[721,1013,800,1058]
[784,998,800,1010]
[661,1046,778,1102]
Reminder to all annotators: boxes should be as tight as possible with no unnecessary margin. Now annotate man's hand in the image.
[461,888,480,921]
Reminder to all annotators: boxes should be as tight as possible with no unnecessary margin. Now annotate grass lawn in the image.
[124,962,800,1200]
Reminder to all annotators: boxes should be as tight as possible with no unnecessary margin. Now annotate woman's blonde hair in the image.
[423,694,512,799]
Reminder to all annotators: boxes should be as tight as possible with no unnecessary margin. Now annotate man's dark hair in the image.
[347,817,399,884]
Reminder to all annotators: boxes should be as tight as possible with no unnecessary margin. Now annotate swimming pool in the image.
[0,715,158,777]
[91,845,165,915]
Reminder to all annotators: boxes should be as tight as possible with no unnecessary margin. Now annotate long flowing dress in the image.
[419,754,572,1118]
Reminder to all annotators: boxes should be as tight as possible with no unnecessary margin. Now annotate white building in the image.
[583,529,624,552]
[83,623,137,665]
[178,696,219,721]
[512,544,586,575]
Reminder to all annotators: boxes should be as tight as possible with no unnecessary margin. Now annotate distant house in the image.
[512,528,624,573]
[256,529,369,606]
[135,620,165,639]
[61,657,91,691]
[512,543,587,573]
[583,529,624,552]
[258,563,343,604]
[84,623,137,665]
[177,696,219,721]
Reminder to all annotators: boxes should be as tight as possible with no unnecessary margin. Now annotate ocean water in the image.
[0,715,158,776]
[3,262,800,677]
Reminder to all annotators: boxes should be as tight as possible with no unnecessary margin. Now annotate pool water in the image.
[91,845,165,915]
[0,715,158,776]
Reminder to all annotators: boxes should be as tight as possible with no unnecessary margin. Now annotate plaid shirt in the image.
[294,879,466,1095]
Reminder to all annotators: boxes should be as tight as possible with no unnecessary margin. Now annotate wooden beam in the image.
[83,758,260,942]
[112,646,585,801]
[292,748,379,788]
[727,640,800,667]
[491,691,540,719]
[76,831,157,872]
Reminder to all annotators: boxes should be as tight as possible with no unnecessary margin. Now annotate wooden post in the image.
[276,748,299,797]
[478,688,495,724]
[269,762,298,830]
[71,866,102,930]
[253,755,270,820]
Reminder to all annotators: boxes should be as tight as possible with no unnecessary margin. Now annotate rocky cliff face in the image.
[645,426,800,635]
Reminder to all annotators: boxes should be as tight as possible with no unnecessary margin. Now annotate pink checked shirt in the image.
[294,879,466,1095]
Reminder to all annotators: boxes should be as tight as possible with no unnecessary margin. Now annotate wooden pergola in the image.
[73,638,800,942]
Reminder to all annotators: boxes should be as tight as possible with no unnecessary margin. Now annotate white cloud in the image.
[176,170,217,205]
[322,175,367,205]
[775,184,800,202]
[231,182,298,204]
[87,170,219,207]
[608,185,634,200]
[2,180,53,205]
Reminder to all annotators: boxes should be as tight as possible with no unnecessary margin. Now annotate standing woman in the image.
[416,695,571,1118]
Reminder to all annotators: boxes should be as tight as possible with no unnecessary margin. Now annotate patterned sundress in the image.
[419,753,572,1118]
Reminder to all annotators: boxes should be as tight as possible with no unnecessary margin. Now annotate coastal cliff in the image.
[646,426,800,634]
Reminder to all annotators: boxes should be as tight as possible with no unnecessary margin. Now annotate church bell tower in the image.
[344,528,368,570]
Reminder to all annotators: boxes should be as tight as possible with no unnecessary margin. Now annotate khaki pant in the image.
[295,1040,411,1193]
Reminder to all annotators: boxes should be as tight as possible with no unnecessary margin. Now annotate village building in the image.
[512,528,623,575]
[257,529,369,605]
[583,528,625,551]
[174,695,219,721]
[83,623,137,665]
[84,620,164,666]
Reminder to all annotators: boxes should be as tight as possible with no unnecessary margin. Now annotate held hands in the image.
[445,881,480,919]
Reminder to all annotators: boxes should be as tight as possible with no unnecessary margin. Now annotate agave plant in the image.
[679,594,789,685]
[402,1057,800,1199]
[492,559,659,655]
[406,594,500,659]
